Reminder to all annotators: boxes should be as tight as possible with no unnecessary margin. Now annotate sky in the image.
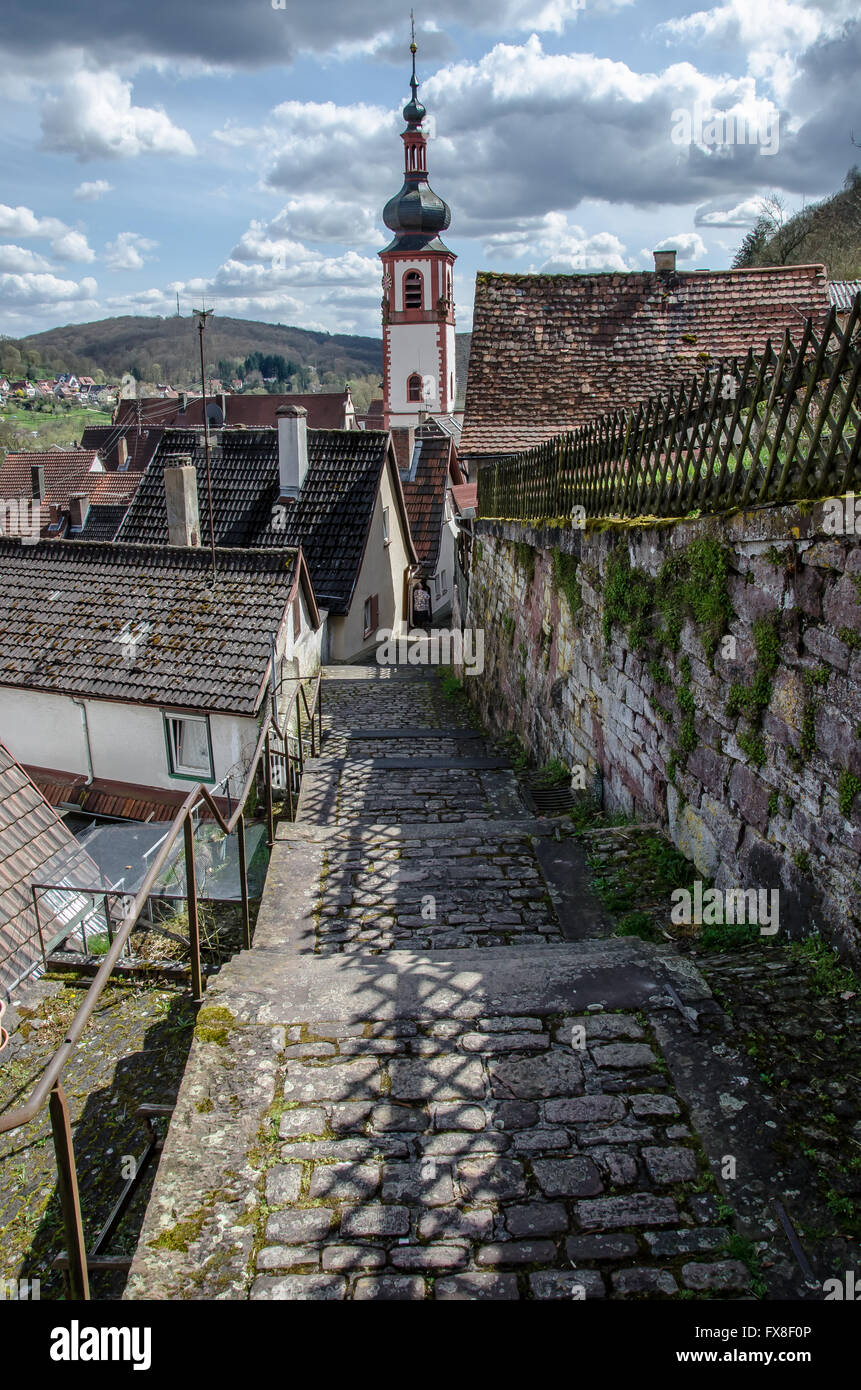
[0,0,858,342]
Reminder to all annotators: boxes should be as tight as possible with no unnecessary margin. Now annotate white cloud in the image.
[265,195,382,247]
[0,203,95,262]
[653,231,709,261]
[483,213,631,271]
[104,231,158,271]
[74,179,113,200]
[658,0,860,103]
[695,195,765,226]
[0,271,98,309]
[41,71,195,161]
[0,244,52,273]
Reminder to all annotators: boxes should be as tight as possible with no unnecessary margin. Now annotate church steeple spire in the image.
[382,20,451,251]
[403,12,426,125]
[379,18,457,428]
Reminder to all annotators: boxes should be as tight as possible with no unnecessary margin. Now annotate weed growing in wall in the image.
[551,548,582,618]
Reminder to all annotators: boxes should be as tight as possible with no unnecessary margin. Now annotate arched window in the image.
[404,271,423,310]
[407,374,423,403]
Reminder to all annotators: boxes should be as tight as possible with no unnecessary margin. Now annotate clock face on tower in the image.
[382,273,392,289]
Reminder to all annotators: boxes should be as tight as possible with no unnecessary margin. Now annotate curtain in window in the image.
[175,719,209,771]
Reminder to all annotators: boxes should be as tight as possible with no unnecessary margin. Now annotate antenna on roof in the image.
[176,291,181,318]
[193,304,218,587]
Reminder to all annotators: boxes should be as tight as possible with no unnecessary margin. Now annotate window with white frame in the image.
[164,713,213,779]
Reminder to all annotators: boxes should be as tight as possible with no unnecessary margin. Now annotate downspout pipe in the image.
[72,698,94,786]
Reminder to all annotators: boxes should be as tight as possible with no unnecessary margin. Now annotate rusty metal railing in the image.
[0,668,323,1299]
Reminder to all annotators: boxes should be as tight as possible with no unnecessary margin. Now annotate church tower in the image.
[380,31,456,429]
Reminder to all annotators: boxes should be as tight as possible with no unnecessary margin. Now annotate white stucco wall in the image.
[430,510,457,619]
[387,320,441,418]
[0,685,260,799]
[329,462,412,663]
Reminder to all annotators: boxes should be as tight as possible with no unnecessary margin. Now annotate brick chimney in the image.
[653,248,677,274]
[276,404,308,499]
[164,458,201,547]
[117,437,128,469]
[30,463,45,500]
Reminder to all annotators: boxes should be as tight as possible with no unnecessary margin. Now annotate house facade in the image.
[0,538,322,821]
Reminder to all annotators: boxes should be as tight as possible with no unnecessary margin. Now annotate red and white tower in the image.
[380,33,456,429]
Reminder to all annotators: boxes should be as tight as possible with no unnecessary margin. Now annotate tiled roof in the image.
[0,539,299,715]
[117,426,405,614]
[74,504,132,542]
[829,281,861,312]
[397,428,461,573]
[79,424,165,472]
[86,473,143,504]
[0,450,102,505]
[461,264,831,457]
[0,742,105,993]
[113,391,353,431]
[451,482,478,514]
[28,765,231,824]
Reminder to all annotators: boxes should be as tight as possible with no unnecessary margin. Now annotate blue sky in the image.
[1,0,858,340]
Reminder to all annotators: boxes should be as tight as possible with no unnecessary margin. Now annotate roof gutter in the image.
[72,698,94,786]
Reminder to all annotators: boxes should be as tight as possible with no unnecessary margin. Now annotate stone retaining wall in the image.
[465,503,861,965]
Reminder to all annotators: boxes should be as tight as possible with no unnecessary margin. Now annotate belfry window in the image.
[404,271,423,309]
[407,374,423,403]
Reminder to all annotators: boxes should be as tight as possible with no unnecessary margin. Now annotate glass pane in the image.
[174,718,209,772]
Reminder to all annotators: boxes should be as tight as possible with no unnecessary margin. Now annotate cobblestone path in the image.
[125,668,814,1301]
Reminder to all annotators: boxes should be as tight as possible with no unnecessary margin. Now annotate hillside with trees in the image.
[733,167,861,278]
[8,314,382,397]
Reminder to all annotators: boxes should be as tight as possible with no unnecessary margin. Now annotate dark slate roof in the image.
[461,263,831,457]
[0,741,105,993]
[0,539,299,715]
[117,426,399,614]
[829,281,861,312]
[75,503,131,541]
[113,392,353,431]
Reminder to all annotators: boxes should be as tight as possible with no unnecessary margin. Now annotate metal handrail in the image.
[0,667,323,1299]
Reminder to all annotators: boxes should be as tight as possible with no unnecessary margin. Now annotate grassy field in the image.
[1,404,113,451]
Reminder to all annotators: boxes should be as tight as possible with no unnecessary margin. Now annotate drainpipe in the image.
[72,698,94,785]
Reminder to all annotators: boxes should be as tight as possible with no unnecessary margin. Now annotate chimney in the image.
[219,391,228,423]
[69,493,90,531]
[178,391,188,414]
[31,463,45,500]
[164,458,201,547]
[276,404,308,499]
[117,437,128,469]
[653,248,677,274]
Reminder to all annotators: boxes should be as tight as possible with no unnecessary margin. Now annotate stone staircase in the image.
[125,667,809,1301]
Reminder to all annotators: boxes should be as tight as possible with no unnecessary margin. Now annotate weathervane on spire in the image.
[409,10,418,97]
